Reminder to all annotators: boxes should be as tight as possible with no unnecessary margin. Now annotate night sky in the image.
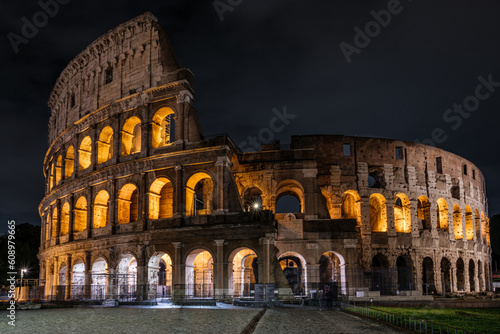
[1,0,499,234]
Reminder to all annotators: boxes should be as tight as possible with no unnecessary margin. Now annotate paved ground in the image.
[0,304,403,334]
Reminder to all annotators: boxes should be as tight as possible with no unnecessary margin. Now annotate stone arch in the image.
[148,251,173,299]
[478,259,483,291]
[417,195,431,230]
[121,116,142,156]
[465,205,473,240]
[456,258,465,291]
[320,251,347,295]
[186,172,214,216]
[228,247,258,297]
[275,179,304,213]
[65,145,74,178]
[149,177,174,219]
[371,254,391,295]
[394,193,411,233]
[74,196,87,232]
[441,257,452,294]
[453,204,463,240]
[474,209,480,241]
[78,136,92,171]
[242,186,263,212]
[97,126,114,164]
[117,183,139,224]
[60,202,70,236]
[55,155,62,185]
[369,193,387,232]
[185,248,214,297]
[91,256,108,299]
[481,212,486,241]
[341,190,361,224]
[72,259,86,299]
[422,257,435,294]
[396,256,413,291]
[278,251,308,296]
[152,107,175,148]
[93,190,109,228]
[116,253,138,299]
[51,207,58,238]
[437,198,449,230]
[468,259,475,292]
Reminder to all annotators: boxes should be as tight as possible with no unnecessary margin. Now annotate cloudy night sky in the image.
[1,0,499,233]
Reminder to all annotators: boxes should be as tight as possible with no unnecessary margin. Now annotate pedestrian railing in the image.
[342,304,480,334]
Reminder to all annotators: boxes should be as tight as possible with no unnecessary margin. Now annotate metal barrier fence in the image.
[343,304,479,334]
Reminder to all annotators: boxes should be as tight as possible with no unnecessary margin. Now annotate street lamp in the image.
[20,269,27,286]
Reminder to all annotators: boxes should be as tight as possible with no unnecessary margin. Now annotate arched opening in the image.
[51,208,58,238]
[60,202,70,236]
[91,257,108,299]
[186,173,214,216]
[45,214,50,241]
[243,187,263,212]
[116,254,137,300]
[78,136,92,171]
[148,252,173,299]
[453,204,463,240]
[456,258,465,291]
[117,184,138,224]
[149,178,174,219]
[418,196,431,230]
[474,210,480,241]
[465,206,474,240]
[478,260,484,291]
[394,194,411,233]
[230,248,258,298]
[484,262,490,291]
[57,263,67,300]
[97,126,113,164]
[275,180,304,214]
[422,257,435,294]
[341,190,361,224]
[121,116,142,156]
[74,196,87,232]
[93,190,109,229]
[49,161,54,191]
[319,251,346,297]
[481,212,486,241]
[55,155,62,185]
[185,249,213,298]
[65,146,74,179]
[278,252,307,296]
[441,257,452,294]
[72,260,85,299]
[437,198,449,230]
[469,259,475,292]
[371,254,392,295]
[370,194,387,232]
[152,107,175,148]
[396,256,413,291]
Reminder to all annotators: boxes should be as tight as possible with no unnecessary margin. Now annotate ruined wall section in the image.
[47,12,183,145]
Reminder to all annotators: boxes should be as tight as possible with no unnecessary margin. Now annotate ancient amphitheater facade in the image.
[38,13,492,302]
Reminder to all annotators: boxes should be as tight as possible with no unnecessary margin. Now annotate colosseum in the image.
[38,13,492,304]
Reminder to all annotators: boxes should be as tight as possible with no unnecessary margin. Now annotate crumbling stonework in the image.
[39,13,491,302]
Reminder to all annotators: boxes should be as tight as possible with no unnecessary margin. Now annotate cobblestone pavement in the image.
[0,305,403,334]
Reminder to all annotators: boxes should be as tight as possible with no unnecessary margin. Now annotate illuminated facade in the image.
[39,13,492,302]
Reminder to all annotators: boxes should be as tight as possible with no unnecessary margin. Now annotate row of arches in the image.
[45,172,215,239]
[47,108,175,191]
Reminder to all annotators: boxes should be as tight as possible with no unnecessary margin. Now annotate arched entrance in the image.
[469,259,475,292]
[72,260,85,299]
[116,254,137,300]
[91,257,108,299]
[478,260,484,291]
[456,258,465,291]
[396,256,413,291]
[441,257,452,294]
[422,257,435,294]
[320,251,346,296]
[278,252,307,296]
[148,252,173,299]
[371,254,392,295]
[185,249,214,298]
[229,248,258,298]
[57,263,68,300]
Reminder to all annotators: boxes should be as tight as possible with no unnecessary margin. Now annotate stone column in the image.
[174,166,183,216]
[172,242,184,301]
[87,187,94,238]
[84,251,92,299]
[434,259,443,294]
[55,199,61,245]
[136,246,148,300]
[68,194,75,242]
[215,157,230,213]
[176,94,185,143]
[303,168,318,220]
[90,126,98,172]
[139,172,147,230]
[214,240,225,298]
[464,258,470,292]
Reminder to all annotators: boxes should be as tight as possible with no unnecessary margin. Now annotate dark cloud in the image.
[1,0,499,234]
